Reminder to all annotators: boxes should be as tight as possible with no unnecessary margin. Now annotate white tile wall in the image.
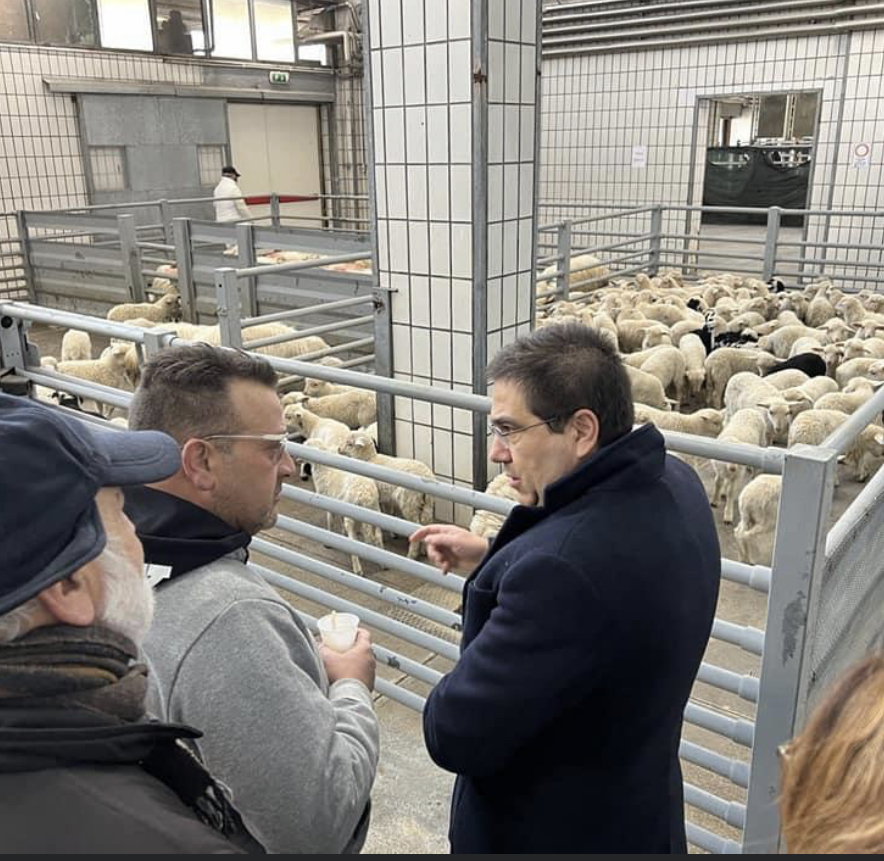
[427,106,449,163]
[412,327,432,377]
[405,106,427,163]
[425,43,449,103]
[449,103,472,163]
[452,332,473,384]
[448,0,471,41]
[379,0,403,47]
[449,40,472,103]
[429,220,452,273]
[450,164,472,221]
[403,46,426,105]
[410,274,431,326]
[450,222,472,277]
[428,164,450,219]
[432,330,452,379]
[384,107,406,163]
[402,0,425,45]
[382,49,404,106]
[451,278,473,331]
[386,164,407,218]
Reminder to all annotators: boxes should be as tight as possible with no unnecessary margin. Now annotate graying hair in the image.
[0,597,40,644]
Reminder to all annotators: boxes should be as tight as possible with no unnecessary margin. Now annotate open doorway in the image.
[698,91,820,227]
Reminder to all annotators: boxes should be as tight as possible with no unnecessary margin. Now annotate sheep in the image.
[638,346,687,405]
[704,348,768,408]
[536,254,609,302]
[678,332,707,398]
[620,345,671,369]
[727,311,766,333]
[60,329,92,362]
[625,365,671,410]
[788,409,884,482]
[338,431,435,559]
[360,422,378,444]
[734,475,781,565]
[835,357,883,388]
[711,408,770,525]
[817,317,855,343]
[56,344,132,417]
[640,324,674,350]
[107,291,181,324]
[762,369,811,391]
[634,302,693,328]
[469,472,520,540]
[723,372,792,443]
[815,378,883,416]
[283,403,351,480]
[779,377,840,414]
[617,319,664,352]
[805,294,836,328]
[303,439,384,576]
[293,390,377,430]
[303,378,366,399]
[149,263,177,295]
[787,337,826,359]
[759,324,825,359]
[633,404,723,438]
[759,352,827,379]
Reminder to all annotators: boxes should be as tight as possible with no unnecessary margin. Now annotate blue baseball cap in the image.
[0,394,182,615]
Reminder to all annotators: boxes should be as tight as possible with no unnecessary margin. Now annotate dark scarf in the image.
[0,624,145,722]
[124,486,251,580]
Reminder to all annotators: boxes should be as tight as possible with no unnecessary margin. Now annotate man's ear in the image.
[571,409,600,458]
[36,569,100,628]
[180,438,217,492]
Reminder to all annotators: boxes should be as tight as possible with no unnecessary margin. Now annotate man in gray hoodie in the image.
[125,343,379,854]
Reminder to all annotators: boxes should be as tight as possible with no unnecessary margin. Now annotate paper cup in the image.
[317,612,359,652]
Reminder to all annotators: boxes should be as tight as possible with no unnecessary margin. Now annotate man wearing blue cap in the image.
[0,393,263,853]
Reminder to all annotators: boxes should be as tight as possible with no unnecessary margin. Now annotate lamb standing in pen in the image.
[338,431,435,559]
[302,439,384,576]
[60,329,92,362]
[734,475,781,566]
[292,390,377,430]
[710,408,770,525]
[107,292,181,323]
[469,472,520,540]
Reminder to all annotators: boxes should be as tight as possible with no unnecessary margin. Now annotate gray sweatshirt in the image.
[143,552,379,854]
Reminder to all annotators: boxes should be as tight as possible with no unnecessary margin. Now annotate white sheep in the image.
[757,325,823,359]
[303,439,384,576]
[637,346,687,405]
[625,365,671,410]
[723,372,792,443]
[711,409,770,525]
[704,348,768,409]
[56,344,132,417]
[787,337,825,359]
[734,475,781,565]
[788,409,884,482]
[338,431,435,559]
[762,369,810,391]
[293,390,377,430]
[283,402,351,480]
[835,357,882,388]
[107,291,181,323]
[815,378,883,415]
[60,329,92,362]
[469,472,520,540]
[633,404,723,438]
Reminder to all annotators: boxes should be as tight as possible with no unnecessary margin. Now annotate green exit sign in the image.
[269,71,290,84]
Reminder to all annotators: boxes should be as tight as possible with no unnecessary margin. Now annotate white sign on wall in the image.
[852,142,872,170]
[631,145,647,168]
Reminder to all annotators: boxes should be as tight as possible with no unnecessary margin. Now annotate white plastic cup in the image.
[317,612,359,652]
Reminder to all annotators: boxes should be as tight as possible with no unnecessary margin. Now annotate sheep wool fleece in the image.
[143,554,379,854]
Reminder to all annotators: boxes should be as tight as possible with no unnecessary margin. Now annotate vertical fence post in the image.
[648,205,663,276]
[172,217,197,323]
[555,219,572,300]
[236,222,258,317]
[159,199,173,245]
[762,205,782,282]
[373,288,395,455]
[215,267,243,349]
[14,210,36,303]
[742,445,837,853]
[117,214,144,302]
[270,193,281,229]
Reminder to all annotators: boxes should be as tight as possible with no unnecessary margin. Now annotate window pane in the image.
[793,92,819,140]
[32,0,98,46]
[211,0,252,59]
[0,0,30,42]
[757,94,787,139]
[198,145,226,186]
[89,147,127,191]
[297,43,327,65]
[155,0,205,55]
[255,0,294,62]
[97,0,152,50]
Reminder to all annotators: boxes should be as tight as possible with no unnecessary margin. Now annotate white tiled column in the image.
[365,0,540,521]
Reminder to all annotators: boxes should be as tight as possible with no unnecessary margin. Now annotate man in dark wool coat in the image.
[412,323,721,854]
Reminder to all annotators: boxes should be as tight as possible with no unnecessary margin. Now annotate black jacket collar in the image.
[124,486,251,580]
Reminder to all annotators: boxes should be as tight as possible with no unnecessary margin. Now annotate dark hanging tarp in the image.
[702,146,811,226]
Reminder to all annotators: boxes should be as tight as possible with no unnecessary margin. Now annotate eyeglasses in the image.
[202,432,294,464]
[487,417,562,447]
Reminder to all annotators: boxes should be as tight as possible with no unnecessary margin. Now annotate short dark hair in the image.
[485,323,634,447]
[128,343,278,442]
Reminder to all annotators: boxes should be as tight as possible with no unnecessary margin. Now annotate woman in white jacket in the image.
[213,166,252,223]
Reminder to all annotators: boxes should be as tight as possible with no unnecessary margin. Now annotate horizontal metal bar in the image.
[697,662,759,703]
[777,237,884,254]
[662,431,784,472]
[570,232,655,259]
[235,251,369,278]
[656,257,760,277]
[686,821,742,854]
[138,241,175,251]
[277,354,375,387]
[827,453,884,555]
[569,206,659,227]
[711,618,765,656]
[266,515,462,617]
[683,783,747,830]
[722,558,771,593]
[822,383,884,455]
[0,303,150,342]
[659,232,764,247]
[666,246,766,263]
[279,484,466,592]
[20,369,131,409]
[242,294,375,326]
[271,336,375,364]
[684,701,754,748]
[142,268,179,279]
[251,533,461,631]
[263,355,491,413]
[374,677,426,711]
[785,253,884,270]
[289,438,514,515]
[244,315,374,349]
[680,739,751,789]
[254,564,460,660]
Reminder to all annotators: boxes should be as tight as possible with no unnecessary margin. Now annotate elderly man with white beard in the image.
[0,393,263,854]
